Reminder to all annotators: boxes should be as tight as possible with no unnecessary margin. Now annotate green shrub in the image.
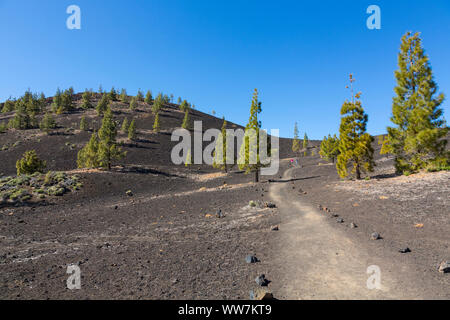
[16,150,46,175]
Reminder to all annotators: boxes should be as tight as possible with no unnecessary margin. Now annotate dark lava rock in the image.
[246,255,258,264]
[255,274,269,286]
[271,225,279,231]
[438,261,450,273]
[350,222,357,229]
[399,247,411,253]
[336,218,344,223]
[265,202,276,208]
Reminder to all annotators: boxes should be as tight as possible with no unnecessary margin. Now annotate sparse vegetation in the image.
[39,112,57,134]
[80,115,88,131]
[292,122,300,154]
[96,94,109,115]
[16,150,46,175]
[320,134,340,163]
[128,119,137,141]
[182,109,191,129]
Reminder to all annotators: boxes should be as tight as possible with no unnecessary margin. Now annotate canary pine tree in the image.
[77,131,100,168]
[213,118,228,172]
[80,115,88,131]
[382,32,449,174]
[238,89,271,182]
[96,94,109,115]
[145,90,153,105]
[128,119,137,141]
[129,97,138,111]
[292,122,300,154]
[182,109,190,129]
[153,112,161,132]
[81,90,93,109]
[121,117,129,133]
[97,108,125,170]
[319,134,340,163]
[336,75,374,179]
[303,133,309,156]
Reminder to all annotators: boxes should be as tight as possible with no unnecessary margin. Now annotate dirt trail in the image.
[268,166,427,300]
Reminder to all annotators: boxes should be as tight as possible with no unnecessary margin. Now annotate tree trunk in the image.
[355,163,361,180]
[254,169,259,183]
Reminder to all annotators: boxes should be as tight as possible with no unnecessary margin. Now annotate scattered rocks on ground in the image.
[245,255,258,264]
[255,274,269,286]
[264,202,276,208]
[371,232,381,240]
[438,261,450,273]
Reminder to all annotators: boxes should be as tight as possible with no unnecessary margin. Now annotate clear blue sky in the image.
[1,0,449,139]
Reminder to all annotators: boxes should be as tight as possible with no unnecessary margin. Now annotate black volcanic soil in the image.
[0,94,448,299]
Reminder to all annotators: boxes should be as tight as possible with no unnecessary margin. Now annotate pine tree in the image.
[213,118,228,172]
[16,150,46,175]
[58,89,74,113]
[39,113,57,134]
[181,109,191,129]
[81,90,93,109]
[96,94,109,115]
[54,88,63,110]
[128,119,137,141]
[303,133,309,156]
[10,99,33,129]
[129,97,138,110]
[121,117,129,133]
[382,32,448,174]
[97,108,125,170]
[108,87,117,101]
[153,112,161,132]
[319,134,340,163]
[120,89,128,103]
[238,89,271,182]
[336,74,375,179]
[180,100,189,112]
[152,93,163,114]
[136,89,144,102]
[292,122,300,153]
[2,98,15,113]
[177,97,182,105]
[80,115,88,131]
[145,90,153,104]
[77,132,100,168]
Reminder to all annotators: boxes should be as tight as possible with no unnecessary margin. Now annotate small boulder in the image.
[438,261,450,273]
[250,289,274,300]
[216,209,224,218]
[245,255,258,264]
[271,225,279,231]
[350,222,357,229]
[336,218,344,223]
[371,232,381,240]
[265,202,276,208]
[126,190,133,197]
[255,274,269,286]
[399,247,411,253]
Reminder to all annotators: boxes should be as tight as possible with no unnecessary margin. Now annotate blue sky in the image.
[0,0,449,139]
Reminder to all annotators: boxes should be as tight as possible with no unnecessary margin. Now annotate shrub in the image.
[16,150,46,175]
